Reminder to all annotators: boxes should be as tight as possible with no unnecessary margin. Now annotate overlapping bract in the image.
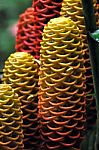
[0,84,24,149]
[61,0,97,128]
[2,52,40,150]
[39,16,86,150]
[32,0,63,56]
[16,1,62,59]
[15,8,39,59]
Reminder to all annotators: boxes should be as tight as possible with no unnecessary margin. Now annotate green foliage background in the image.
[0,0,32,71]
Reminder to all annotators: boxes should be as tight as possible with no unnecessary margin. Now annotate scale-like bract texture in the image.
[16,1,62,59]
[39,16,86,150]
[15,8,39,59]
[32,0,63,57]
[61,0,98,128]
[0,84,24,149]
[2,52,40,150]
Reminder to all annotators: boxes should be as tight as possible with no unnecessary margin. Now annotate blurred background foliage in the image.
[0,0,32,71]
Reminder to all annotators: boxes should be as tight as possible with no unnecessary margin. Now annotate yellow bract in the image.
[2,52,40,149]
[0,84,24,150]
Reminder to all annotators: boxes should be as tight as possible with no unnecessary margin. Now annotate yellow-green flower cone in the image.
[39,16,86,150]
[0,84,24,149]
[2,52,40,150]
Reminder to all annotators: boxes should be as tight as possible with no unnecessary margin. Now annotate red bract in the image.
[16,1,62,59]
[32,0,63,58]
[15,8,40,59]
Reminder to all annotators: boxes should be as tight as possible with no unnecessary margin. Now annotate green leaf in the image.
[90,29,99,42]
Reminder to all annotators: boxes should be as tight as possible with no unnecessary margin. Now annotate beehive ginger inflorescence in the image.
[61,0,97,128]
[39,16,86,150]
[2,52,40,150]
[0,84,24,149]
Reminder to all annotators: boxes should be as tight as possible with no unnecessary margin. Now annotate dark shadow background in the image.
[0,0,32,72]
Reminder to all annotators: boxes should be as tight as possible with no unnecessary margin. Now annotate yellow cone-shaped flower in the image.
[0,84,24,149]
[61,0,98,31]
[2,52,40,150]
[39,16,86,150]
[61,0,97,128]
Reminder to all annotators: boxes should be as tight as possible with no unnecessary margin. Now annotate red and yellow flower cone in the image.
[39,16,86,150]
[60,0,98,129]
